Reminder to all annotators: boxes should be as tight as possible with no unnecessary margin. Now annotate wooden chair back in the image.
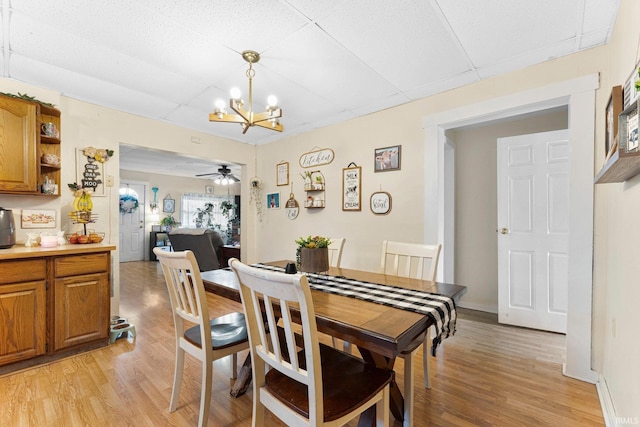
[328,238,346,268]
[380,240,441,281]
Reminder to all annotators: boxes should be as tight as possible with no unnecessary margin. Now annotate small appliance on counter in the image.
[0,207,16,249]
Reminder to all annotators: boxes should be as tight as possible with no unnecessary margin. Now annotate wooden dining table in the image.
[200,260,467,426]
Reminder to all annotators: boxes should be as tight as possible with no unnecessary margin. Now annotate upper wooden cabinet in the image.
[0,94,61,195]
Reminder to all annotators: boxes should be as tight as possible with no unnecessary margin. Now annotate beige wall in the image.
[450,109,568,313]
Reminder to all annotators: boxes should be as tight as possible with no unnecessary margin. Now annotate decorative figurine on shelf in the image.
[25,232,40,247]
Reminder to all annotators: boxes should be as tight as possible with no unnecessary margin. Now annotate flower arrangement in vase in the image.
[295,235,332,273]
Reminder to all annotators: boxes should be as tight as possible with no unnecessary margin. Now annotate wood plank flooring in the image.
[0,261,604,426]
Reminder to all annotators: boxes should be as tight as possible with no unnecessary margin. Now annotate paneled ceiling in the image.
[1,0,620,177]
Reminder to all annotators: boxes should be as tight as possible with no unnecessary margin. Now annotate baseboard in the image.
[597,374,619,427]
[457,300,497,314]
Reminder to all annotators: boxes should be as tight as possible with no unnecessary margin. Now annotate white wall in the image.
[450,109,568,313]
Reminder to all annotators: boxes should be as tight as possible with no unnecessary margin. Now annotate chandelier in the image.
[209,50,282,134]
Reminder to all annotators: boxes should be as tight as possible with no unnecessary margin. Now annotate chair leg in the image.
[198,357,213,427]
[169,347,185,412]
[331,337,353,354]
[376,385,390,427]
[402,350,416,427]
[422,327,431,389]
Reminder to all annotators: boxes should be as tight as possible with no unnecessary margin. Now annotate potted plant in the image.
[194,202,215,228]
[295,235,331,273]
[160,214,179,232]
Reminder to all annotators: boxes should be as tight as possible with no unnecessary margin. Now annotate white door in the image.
[119,181,146,262]
[497,130,569,333]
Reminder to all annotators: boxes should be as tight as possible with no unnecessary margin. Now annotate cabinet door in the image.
[0,96,38,193]
[53,273,110,351]
[0,281,46,366]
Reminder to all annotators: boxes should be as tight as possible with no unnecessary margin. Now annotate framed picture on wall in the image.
[374,145,401,172]
[342,164,361,211]
[267,192,280,209]
[605,85,623,156]
[276,161,289,186]
[163,197,175,213]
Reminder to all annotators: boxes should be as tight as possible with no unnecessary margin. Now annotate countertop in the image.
[0,243,116,260]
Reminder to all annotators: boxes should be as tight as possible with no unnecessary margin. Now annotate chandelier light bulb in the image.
[214,99,225,109]
[267,95,278,107]
[230,87,242,100]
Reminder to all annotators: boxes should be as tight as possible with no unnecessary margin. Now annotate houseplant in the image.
[295,235,331,273]
[160,214,179,231]
[194,202,215,228]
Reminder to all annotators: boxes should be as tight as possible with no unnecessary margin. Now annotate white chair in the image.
[380,240,441,427]
[230,258,392,427]
[328,238,346,268]
[328,238,351,352]
[154,248,249,427]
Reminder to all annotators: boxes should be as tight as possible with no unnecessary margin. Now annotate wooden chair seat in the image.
[265,343,392,422]
[184,312,248,350]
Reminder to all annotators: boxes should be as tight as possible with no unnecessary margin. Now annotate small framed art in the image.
[370,191,392,215]
[605,86,623,156]
[163,197,175,213]
[277,161,289,186]
[342,164,361,211]
[374,145,401,172]
[21,209,56,228]
[205,185,214,194]
[267,192,280,209]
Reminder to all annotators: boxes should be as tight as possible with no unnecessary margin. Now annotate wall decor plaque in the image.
[299,147,335,168]
[285,192,299,220]
[370,191,392,215]
[342,163,361,211]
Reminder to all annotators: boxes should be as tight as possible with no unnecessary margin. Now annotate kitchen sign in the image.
[299,148,334,168]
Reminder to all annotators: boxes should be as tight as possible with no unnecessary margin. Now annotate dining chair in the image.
[380,240,441,426]
[328,238,346,268]
[154,248,249,427]
[229,258,392,427]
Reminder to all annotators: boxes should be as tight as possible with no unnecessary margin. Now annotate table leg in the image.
[230,353,252,397]
[357,347,404,425]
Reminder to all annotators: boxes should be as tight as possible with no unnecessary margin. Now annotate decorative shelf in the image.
[40,135,61,144]
[594,150,640,183]
[304,170,325,208]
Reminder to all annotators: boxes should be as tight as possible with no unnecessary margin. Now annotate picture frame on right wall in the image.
[374,145,401,172]
[605,85,623,156]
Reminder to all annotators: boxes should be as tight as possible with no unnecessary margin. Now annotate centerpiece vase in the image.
[299,247,329,273]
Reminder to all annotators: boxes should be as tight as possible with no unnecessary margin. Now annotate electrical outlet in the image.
[106,175,114,187]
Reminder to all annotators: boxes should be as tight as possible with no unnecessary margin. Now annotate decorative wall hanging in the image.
[370,191,392,215]
[205,184,214,194]
[285,187,299,220]
[623,59,640,108]
[119,194,140,214]
[163,195,175,213]
[267,192,280,209]
[374,145,401,172]
[277,161,289,186]
[303,170,325,208]
[605,85,623,157]
[21,209,56,229]
[299,147,335,168]
[342,163,361,211]
[150,187,159,213]
[76,148,105,196]
[249,176,264,221]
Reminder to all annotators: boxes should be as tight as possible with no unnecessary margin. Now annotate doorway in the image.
[119,180,147,262]
[425,74,599,382]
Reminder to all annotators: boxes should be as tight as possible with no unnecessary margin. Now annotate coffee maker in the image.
[0,208,16,249]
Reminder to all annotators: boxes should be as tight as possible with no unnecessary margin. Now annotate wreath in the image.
[119,194,140,214]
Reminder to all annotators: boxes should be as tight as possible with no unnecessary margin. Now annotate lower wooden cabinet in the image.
[0,247,114,369]
[0,280,47,365]
[54,272,110,351]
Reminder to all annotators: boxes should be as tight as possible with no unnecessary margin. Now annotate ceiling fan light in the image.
[214,178,221,185]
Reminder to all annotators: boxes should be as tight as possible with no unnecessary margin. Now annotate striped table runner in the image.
[251,263,456,354]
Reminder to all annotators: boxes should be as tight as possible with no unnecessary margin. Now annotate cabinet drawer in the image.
[0,259,46,284]
[55,253,109,277]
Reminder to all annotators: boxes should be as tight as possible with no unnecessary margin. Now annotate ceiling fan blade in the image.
[195,172,220,177]
[229,174,240,182]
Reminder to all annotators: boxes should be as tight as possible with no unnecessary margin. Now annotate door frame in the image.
[423,74,599,383]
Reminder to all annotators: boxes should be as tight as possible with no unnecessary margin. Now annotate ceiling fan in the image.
[195,165,240,184]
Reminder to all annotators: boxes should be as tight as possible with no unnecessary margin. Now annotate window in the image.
[180,193,236,240]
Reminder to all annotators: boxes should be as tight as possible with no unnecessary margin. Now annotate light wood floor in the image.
[0,261,604,426]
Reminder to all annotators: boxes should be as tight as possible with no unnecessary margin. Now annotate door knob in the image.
[500,227,509,234]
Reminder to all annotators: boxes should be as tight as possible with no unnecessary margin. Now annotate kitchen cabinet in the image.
[0,94,61,195]
[0,259,47,365]
[0,245,115,372]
